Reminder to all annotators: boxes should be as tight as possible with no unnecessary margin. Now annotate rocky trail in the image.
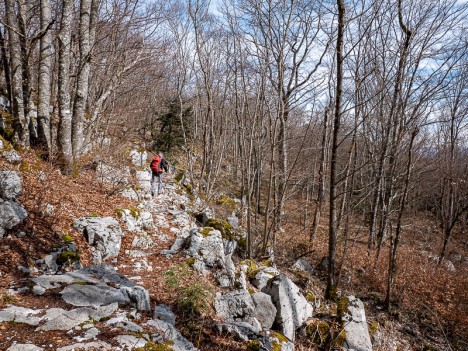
[0,147,373,351]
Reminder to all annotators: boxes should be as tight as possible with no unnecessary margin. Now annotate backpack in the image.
[150,156,163,174]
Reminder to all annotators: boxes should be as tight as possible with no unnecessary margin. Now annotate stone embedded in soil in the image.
[145,319,198,351]
[36,303,118,331]
[55,341,112,351]
[114,335,147,349]
[0,306,43,326]
[154,304,176,326]
[7,344,44,351]
[60,283,130,307]
[213,321,260,341]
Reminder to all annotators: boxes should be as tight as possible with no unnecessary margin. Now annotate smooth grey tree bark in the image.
[58,0,74,171]
[72,0,99,160]
[4,0,29,146]
[37,0,53,154]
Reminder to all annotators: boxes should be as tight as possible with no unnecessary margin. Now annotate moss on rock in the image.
[205,218,235,240]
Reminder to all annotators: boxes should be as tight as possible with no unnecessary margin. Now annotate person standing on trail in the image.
[150,152,169,196]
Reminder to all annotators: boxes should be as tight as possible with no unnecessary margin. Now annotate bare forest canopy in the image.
[0,0,467,330]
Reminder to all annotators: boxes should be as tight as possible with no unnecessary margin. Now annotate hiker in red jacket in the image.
[150,152,169,196]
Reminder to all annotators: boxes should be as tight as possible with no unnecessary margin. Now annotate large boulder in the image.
[73,217,123,261]
[215,289,256,322]
[340,296,373,351]
[262,274,313,341]
[252,292,277,330]
[0,171,22,199]
[187,228,226,272]
[0,199,28,237]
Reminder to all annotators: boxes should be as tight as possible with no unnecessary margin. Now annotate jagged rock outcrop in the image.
[73,217,123,262]
[340,296,373,351]
[187,228,226,272]
[262,274,313,341]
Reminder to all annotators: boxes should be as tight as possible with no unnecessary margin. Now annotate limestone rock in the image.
[0,199,28,237]
[0,171,22,199]
[145,319,198,351]
[215,289,255,322]
[255,334,295,351]
[136,170,152,192]
[2,150,22,164]
[252,292,277,330]
[60,284,130,307]
[120,285,151,311]
[130,149,147,168]
[73,217,123,260]
[341,296,372,351]
[0,306,43,326]
[56,341,112,351]
[154,304,176,326]
[105,312,143,333]
[96,162,130,185]
[37,304,118,331]
[7,344,44,351]
[187,229,226,271]
[251,267,280,290]
[292,259,314,275]
[262,274,313,341]
[213,321,260,341]
[114,335,147,349]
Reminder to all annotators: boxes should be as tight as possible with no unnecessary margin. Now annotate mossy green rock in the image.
[205,218,235,240]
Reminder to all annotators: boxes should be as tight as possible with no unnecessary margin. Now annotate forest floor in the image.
[0,149,467,351]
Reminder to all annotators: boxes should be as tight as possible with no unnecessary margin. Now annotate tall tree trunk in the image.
[385,128,417,310]
[37,0,53,155]
[58,0,74,171]
[72,0,98,160]
[326,0,345,300]
[310,104,330,244]
[4,0,29,146]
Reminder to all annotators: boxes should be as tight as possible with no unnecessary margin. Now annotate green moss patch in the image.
[199,227,214,237]
[204,218,235,239]
[62,235,74,243]
[56,250,80,265]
